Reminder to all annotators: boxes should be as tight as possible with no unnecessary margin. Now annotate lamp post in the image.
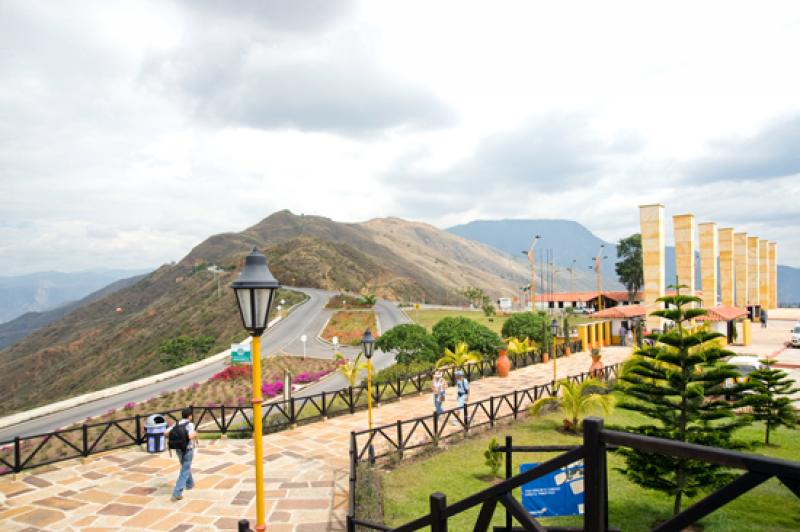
[231,248,279,532]
[591,245,608,311]
[362,329,375,430]
[550,318,559,383]
[522,235,541,311]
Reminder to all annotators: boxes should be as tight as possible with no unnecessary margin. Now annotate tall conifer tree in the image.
[615,286,749,515]
[739,359,798,445]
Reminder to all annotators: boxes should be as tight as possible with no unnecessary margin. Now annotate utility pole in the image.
[522,235,541,312]
[592,245,608,311]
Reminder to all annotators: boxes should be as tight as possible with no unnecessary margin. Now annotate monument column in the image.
[734,232,748,308]
[769,243,778,309]
[698,222,717,308]
[747,236,760,307]
[719,228,734,307]
[673,214,696,298]
[640,205,665,331]
[759,240,770,310]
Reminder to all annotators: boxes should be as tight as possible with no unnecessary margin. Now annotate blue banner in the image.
[520,461,584,517]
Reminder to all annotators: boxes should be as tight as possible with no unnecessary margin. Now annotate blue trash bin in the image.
[144,414,167,453]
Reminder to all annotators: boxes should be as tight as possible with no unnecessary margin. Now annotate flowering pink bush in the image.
[261,381,284,397]
[123,402,136,410]
[211,365,251,381]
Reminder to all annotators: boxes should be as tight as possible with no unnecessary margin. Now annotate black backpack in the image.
[168,422,189,454]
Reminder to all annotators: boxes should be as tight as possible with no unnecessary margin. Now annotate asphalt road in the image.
[0,288,410,440]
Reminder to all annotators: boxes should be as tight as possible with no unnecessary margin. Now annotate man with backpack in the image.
[167,407,197,501]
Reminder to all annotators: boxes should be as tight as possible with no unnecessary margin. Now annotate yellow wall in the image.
[759,240,769,309]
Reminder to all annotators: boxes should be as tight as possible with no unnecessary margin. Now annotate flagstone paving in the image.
[0,348,631,531]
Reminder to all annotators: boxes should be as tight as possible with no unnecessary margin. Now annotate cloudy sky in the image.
[2,0,799,275]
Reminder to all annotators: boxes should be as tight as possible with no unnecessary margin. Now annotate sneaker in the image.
[171,495,183,501]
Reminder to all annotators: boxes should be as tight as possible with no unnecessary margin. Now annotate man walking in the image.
[761,309,768,328]
[167,408,197,501]
[432,371,447,416]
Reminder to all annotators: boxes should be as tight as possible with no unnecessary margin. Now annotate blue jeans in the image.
[434,394,444,415]
[173,448,194,497]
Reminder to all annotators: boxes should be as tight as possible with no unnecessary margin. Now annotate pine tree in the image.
[739,359,798,445]
[614,285,749,515]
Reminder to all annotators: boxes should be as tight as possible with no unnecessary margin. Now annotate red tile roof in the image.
[696,305,748,322]
[589,305,648,319]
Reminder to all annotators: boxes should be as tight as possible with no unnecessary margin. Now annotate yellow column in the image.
[742,319,751,346]
[734,232,748,308]
[759,240,769,310]
[747,237,760,307]
[719,228,735,307]
[769,243,778,309]
[596,322,603,348]
[604,321,611,346]
[698,222,717,308]
[578,325,588,352]
[588,323,595,350]
[640,205,665,331]
[250,335,266,531]
[673,214,696,297]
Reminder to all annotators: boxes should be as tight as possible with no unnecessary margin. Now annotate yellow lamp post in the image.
[231,248,280,532]
[361,329,376,430]
[550,318,559,383]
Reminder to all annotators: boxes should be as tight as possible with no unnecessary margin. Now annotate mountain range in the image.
[448,219,800,304]
[0,269,148,324]
[0,211,527,415]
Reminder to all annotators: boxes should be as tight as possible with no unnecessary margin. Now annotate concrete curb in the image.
[0,312,288,430]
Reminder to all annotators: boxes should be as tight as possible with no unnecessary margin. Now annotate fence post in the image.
[349,387,355,414]
[396,419,404,460]
[433,411,440,446]
[135,414,142,445]
[290,397,297,426]
[14,436,21,474]
[583,417,607,532]
[489,396,495,427]
[321,391,328,420]
[220,405,226,436]
[463,403,469,434]
[238,519,251,532]
[513,390,519,419]
[430,492,448,532]
[82,424,89,458]
[505,434,513,531]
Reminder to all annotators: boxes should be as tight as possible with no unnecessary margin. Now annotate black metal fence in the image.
[348,363,621,530]
[0,340,582,476]
[351,417,800,532]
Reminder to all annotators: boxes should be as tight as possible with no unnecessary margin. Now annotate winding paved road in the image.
[0,288,410,440]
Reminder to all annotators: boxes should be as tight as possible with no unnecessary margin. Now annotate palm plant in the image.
[435,342,482,370]
[506,337,536,359]
[335,351,371,387]
[530,378,614,432]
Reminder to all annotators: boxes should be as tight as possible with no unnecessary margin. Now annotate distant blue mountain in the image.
[447,219,800,304]
[0,269,150,324]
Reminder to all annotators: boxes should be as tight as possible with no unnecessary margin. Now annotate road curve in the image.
[0,289,410,440]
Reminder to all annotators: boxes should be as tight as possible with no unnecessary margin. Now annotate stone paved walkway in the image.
[0,348,631,531]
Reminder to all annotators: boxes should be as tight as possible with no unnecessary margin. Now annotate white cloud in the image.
[1,0,799,274]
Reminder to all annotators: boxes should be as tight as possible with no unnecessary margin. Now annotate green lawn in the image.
[412,309,509,335]
[380,406,800,531]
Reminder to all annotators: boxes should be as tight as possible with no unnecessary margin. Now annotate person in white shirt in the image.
[167,407,197,501]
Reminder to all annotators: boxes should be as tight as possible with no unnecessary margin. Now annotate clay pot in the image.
[496,349,510,378]
[542,352,549,363]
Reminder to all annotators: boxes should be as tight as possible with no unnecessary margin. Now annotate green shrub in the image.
[432,317,502,360]
[484,437,503,478]
[375,324,438,365]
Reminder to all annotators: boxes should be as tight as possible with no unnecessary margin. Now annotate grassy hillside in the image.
[0,210,527,416]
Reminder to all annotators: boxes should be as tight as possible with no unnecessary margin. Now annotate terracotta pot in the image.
[496,349,510,378]
[542,352,549,363]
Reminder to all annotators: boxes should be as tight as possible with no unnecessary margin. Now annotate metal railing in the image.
[348,363,621,530]
[0,340,582,476]
[351,417,800,531]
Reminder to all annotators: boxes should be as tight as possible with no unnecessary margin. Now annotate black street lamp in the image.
[230,248,280,532]
[362,329,375,429]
